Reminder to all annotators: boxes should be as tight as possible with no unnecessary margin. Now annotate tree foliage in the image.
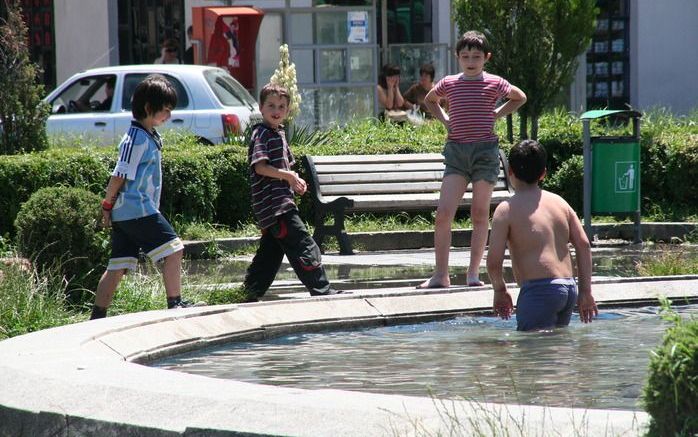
[0,0,49,154]
[453,0,597,139]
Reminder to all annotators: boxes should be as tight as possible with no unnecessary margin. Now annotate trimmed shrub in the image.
[14,187,109,299]
[642,305,698,436]
[161,148,219,222]
[543,154,584,213]
[0,150,110,235]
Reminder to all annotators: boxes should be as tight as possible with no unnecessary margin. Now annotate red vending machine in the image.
[192,6,264,90]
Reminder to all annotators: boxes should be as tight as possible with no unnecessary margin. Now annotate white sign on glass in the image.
[347,11,368,43]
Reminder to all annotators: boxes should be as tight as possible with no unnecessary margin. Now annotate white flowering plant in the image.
[270,44,301,123]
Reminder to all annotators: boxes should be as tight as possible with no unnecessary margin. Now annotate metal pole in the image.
[582,119,593,243]
[633,116,642,243]
[380,0,387,66]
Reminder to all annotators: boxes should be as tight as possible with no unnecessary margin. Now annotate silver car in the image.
[44,64,262,145]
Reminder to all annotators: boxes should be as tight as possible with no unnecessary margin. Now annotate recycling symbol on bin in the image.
[615,161,637,192]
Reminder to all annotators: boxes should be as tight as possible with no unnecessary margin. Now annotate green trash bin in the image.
[580,109,642,243]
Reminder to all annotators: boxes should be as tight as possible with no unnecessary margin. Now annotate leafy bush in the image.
[161,148,219,222]
[0,149,110,235]
[0,3,49,154]
[543,154,584,213]
[14,187,109,299]
[642,301,698,436]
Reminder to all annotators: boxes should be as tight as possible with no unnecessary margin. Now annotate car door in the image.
[46,74,117,146]
[115,73,194,139]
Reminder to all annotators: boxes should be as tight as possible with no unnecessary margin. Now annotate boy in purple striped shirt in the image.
[419,30,527,289]
[244,83,341,300]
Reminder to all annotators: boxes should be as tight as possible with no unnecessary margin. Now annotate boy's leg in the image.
[92,269,126,319]
[91,222,138,319]
[272,210,335,296]
[467,180,495,286]
[243,230,285,299]
[161,249,183,298]
[418,173,468,289]
[137,213,191,308]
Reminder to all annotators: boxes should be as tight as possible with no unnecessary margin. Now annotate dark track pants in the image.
[244,210,331,297]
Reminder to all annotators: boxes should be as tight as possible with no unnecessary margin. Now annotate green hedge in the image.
[1,110,697,238]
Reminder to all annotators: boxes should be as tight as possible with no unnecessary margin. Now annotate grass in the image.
[0,263,83,340]
[636,248,698,276]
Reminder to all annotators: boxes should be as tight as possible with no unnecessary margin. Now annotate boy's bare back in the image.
[493,188,582,284]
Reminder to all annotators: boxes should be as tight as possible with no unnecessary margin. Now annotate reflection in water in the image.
[154,305,698,411]
[180,246,698,291]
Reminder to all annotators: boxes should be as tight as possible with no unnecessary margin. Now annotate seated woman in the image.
[377,64,405,116]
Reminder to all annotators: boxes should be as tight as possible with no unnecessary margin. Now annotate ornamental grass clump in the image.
[642,299,698,437]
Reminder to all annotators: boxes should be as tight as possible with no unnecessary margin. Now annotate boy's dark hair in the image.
[131,74,177,120]
[259,83,290,106]
[508,139,547,184]
[378,63,401,89]
[455,30,489,55]
[419,63,435,81]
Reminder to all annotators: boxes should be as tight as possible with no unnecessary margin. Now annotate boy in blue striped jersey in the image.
[90,74,197,319]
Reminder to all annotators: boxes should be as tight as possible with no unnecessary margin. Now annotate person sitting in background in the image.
[154,38,181,64]
[404,63,444,118]
[377,63,405,112]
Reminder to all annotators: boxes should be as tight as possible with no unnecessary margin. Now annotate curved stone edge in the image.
[2,277,696,436]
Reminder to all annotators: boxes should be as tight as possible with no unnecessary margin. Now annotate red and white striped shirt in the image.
[433,72,511,143]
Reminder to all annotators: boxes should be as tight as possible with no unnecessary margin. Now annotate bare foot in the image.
[416,276,450,289]
[467,278,484,287]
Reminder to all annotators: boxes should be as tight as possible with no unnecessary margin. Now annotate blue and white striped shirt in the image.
[111,121,163,222]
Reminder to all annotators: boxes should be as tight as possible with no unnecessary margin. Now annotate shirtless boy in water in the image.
[486,140,598,331]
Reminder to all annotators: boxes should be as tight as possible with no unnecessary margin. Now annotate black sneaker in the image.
[167,297,206,309]
[309,288,345,297]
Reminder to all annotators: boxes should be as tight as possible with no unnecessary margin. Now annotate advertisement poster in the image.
[347,11,368,43]
[208,16,240,69]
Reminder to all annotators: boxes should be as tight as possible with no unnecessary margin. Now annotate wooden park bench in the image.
[302,152,513,255]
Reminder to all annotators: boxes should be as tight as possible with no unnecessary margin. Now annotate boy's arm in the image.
[494,85,527,119]
[568,205,598,323]
[424,88,449,129]
[101,175,125,228]
[487,203,514,319]
[254,161,306,195]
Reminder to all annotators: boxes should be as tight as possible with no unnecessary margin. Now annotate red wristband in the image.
[101,199,113,211]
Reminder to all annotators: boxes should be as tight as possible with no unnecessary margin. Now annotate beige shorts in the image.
[442,140,500,183]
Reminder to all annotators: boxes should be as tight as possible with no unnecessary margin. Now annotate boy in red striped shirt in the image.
[419,30,527,289]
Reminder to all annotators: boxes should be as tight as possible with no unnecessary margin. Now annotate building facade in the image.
[6,0,697,128]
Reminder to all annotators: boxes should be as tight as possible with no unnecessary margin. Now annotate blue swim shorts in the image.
[107,213,183,271]
[516,277,578,331]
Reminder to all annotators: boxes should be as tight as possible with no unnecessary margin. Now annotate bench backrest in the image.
[304,152,512,198]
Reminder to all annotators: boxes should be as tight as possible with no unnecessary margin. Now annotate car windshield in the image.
[204,69,256,108]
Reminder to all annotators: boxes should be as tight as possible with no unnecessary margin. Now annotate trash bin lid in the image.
[580,109,642,120]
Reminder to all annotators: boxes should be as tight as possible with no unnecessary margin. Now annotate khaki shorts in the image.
[442,140,500,183]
